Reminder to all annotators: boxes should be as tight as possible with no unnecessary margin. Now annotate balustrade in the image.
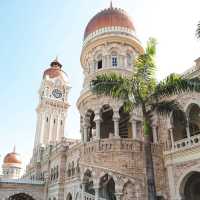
[165,133,200,153]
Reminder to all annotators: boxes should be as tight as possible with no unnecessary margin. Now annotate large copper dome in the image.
[4,152,22,165]
[84,4,135,39]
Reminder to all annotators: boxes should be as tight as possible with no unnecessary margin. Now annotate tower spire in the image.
[110,1,113,9]
[13,145,16,153]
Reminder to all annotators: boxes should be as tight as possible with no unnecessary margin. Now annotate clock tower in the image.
[33,58,70,154]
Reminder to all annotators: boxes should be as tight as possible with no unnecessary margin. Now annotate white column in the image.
[152,125,158,143]
[186,118,191,145]
[94,187,99,200]
[167,165,176,199]
[56,116,60,141]
[40,113,45,144]
[113,110,120,138]
[94,110,102,140]
[82,183,86,200]
[130,119,137,139]
[80,126,84,143]
[169,128,174,150]
[83,123,88,143]
[48,115,54,143]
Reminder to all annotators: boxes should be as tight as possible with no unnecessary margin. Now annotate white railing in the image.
[173,134,200,151]
[83,192,106,200]
[83,192,95,200]
[0,178,44,185]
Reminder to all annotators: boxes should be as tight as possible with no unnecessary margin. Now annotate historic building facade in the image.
[1,3,200,200]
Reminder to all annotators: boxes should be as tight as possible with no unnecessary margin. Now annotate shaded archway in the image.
[8,193,35,200]
[172,110,187,141]
[179,171,200,200]
[99,174,116,200]
[85,109,95,141]
[188,104,200,136]
[100,105,114,138]
[119,107,131,138]
[66,193,72,200]
[83,169,95,195]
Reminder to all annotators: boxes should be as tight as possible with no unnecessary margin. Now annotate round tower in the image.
[77,4,144,143]
[2,147,22,179]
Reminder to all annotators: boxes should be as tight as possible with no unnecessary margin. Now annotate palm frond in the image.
[151,100,181,116]
[91,73,132,100]
[153,73,200,98]
[196,21,200,39]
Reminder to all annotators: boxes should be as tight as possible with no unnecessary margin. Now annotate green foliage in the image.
[154,73,200,98]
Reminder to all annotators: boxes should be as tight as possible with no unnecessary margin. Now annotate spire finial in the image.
[13,145,16,153]
[110,1,113,9]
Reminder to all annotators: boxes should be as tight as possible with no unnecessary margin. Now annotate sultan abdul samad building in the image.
[1,3,200,200]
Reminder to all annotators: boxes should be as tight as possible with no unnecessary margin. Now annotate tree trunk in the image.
[144,134,157,200]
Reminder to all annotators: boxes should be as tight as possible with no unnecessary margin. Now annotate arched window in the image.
[111,52,117,67]
[97,54,103,69]
[127,53,132,67]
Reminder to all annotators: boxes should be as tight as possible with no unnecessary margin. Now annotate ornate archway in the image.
[179,171,200,200]
[8,193,35,200]
[66,193,72,200]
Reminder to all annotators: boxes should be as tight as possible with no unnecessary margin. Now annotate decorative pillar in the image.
[48,115,54,143]
[83,123,88,143]
[115,193,123,200]
[80,126,84,143]
[169,128,174,150]
[94,186,100,200]
[94,110,102,140]
[130,118,137,139]
[186,118,191,145]
[40,113,45,144]
[152,125,158,143]
[113,109,120,138]
[82,183,86,200]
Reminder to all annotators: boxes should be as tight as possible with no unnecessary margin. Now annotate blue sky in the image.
[0,0,200,170]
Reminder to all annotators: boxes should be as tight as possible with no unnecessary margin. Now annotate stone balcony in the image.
[164,133,200,165]
[164,133,200,153]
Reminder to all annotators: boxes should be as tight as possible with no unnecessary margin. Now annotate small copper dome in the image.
[84,3,135,39]
[43,58,69,82]
[4,148,22,165]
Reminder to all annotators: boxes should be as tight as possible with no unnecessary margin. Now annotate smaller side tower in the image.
[2,147,22,179]
[33,59,70,160]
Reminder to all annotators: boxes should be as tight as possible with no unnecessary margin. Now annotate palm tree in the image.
[90,38,200,200]
[196,21,200,39]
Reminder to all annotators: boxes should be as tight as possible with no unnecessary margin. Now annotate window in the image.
[127,53,132,67]
[97,60,102,69]
[112,55,117,67]
[96,54,103,69]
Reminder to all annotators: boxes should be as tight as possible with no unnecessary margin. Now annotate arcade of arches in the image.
[82,104,142,143]
[8,193,35,200]
[82,169,143,200]
[168,103,200,147]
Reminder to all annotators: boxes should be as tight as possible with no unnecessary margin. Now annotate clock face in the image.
[52,89,62,98]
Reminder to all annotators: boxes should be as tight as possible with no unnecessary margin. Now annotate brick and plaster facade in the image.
[1,4,200,200]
